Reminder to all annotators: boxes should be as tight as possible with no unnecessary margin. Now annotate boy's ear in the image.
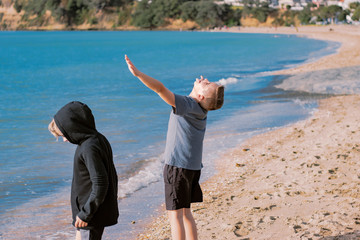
[198,94,205,101]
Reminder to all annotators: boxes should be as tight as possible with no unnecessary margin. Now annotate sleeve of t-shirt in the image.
[173,94,199,116]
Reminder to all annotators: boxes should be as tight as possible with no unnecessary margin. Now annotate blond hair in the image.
[48,119,61,140]
[201,85,224,111]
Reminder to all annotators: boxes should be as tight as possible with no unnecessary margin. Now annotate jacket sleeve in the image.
[77,146,109,222]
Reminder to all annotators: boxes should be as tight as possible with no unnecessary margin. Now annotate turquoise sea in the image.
[0,31,338,239]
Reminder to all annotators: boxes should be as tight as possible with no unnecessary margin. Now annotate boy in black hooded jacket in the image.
[48,101,118,240]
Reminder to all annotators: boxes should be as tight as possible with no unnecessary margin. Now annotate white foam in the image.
[117,157,163,198]
[217,77,238,86]
[275,66,360,94]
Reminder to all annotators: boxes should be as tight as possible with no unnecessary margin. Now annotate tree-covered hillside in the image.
[0,0,359,30]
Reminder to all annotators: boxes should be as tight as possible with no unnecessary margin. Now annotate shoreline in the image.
[137,25,360,239]
[220,25,360,75]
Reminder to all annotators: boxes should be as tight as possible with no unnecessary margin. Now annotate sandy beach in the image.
[137,25,360,239]
[226,25,360,75]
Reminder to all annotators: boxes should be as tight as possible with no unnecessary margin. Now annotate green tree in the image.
[221,5,242,26]
[117,4,132,25]
[60,0,90,26]
[14,0,26,13]
[180,1,197,21]
[131,0,155,28]
[281,6,296,26]
[272,16,284,27]
[132,0,186,28]
[338,9,349,22]
[107,0,133,7]
[242,0,255,17]
[318,6,330,23]
[327,5,343,23]
[349,2,360,10]
[151,0,184,26]
[298,5,312,24]
[352,6,360,21]
[250,2,273,23]
[181,1,241,27]
[194,1,224,28]
[24,0,48,15]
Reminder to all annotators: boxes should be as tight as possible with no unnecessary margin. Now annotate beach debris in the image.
[337,154,349,160]
[131,220,136,224]
[236,163,246,167]
[234,231,242,238]
[242,148,250,152]
[233,221,248,238]
[193,207,206,212]
[293,225,302,233]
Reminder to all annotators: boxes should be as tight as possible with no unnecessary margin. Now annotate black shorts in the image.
[163,164,203,210]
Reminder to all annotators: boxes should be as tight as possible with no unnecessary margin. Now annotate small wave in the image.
[217,77,238,86]
[275,66,360,94]
[118,157,163,198]
[292,98,318,111]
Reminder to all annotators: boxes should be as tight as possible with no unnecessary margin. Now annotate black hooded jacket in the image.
[54,101,118,229]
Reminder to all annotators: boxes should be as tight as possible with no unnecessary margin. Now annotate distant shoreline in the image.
[215,25,360,75]
[137,25,360,239]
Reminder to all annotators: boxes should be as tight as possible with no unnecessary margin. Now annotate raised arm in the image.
[125,55,175,107]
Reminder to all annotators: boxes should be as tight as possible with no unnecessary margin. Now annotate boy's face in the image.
[193,77,219,98]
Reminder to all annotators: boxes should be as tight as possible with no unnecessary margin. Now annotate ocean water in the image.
[0,31,338,239]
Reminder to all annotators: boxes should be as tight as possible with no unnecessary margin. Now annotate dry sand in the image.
[137,25,360,240]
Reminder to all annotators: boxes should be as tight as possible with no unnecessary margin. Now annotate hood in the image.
[54,101,97,145]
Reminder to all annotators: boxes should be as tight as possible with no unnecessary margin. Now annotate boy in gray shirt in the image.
[125,55,224,240]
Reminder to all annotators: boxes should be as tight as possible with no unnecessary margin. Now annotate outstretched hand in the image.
[124,54,175,107]
[125,55,141,77]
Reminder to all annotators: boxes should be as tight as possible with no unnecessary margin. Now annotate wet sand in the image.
[137,25,360,239]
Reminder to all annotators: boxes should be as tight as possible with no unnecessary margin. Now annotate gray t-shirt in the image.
[164,94,208,170]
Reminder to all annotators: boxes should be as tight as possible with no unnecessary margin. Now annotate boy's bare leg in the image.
[168,209,185,240]
[183,208,198,240]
